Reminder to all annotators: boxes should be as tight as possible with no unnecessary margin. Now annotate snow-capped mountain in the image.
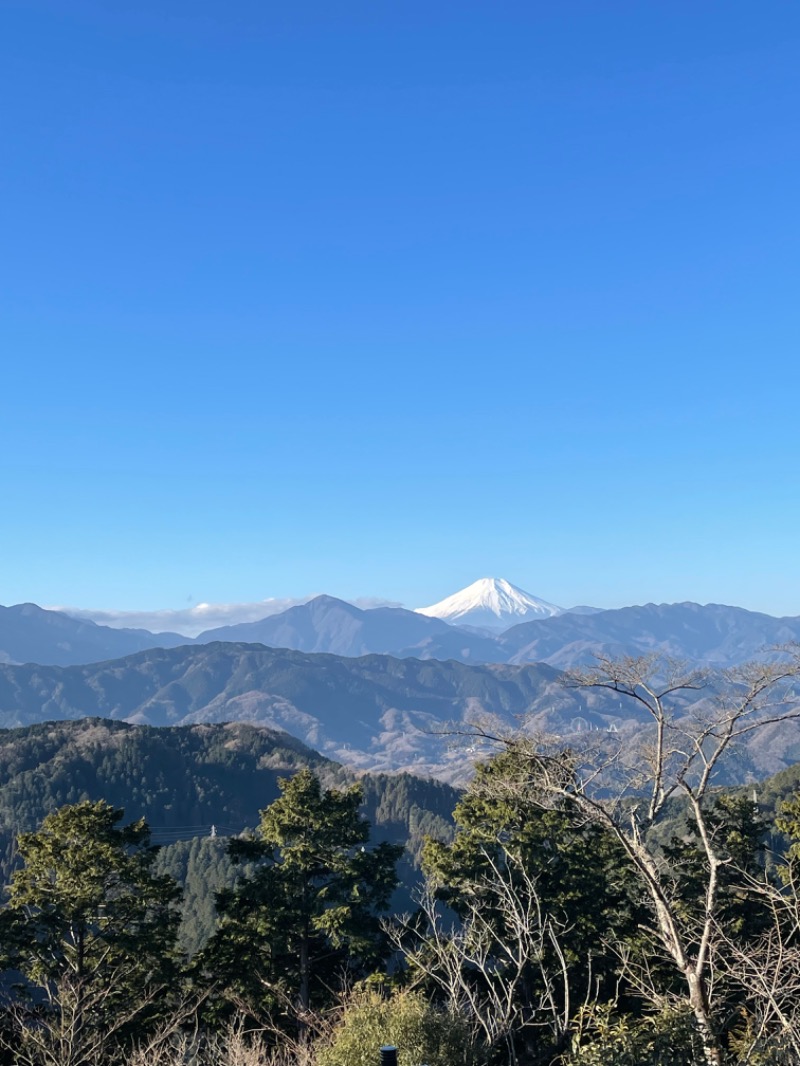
[415,577,563,631]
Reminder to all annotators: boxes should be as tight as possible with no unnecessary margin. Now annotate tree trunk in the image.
[73,924,86,1066]
[686,969,723,1066]
[299,933,310,1014]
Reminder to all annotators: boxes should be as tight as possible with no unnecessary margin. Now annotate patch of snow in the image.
[415,578,563,631]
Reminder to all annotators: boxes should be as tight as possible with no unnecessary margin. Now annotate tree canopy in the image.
[1,800,181,1065]
[200,769,403,1023]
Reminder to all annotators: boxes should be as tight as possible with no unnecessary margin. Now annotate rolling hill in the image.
[0,641,797,781]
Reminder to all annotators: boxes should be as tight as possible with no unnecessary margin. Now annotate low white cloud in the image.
[51,595,404,638]
[51,599,314,637]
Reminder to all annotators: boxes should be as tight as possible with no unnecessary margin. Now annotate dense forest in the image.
[0,719,457,957]
[3,655,800,1064]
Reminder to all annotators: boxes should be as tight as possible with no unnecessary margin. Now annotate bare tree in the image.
[128,1017,286,1066]
[447,649,800,1066]
[3,972,199,1066]
[389,842,595,1064]
[709,862,800,1062]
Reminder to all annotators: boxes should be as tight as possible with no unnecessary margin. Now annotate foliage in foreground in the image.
[567,1004,701,1066]
[0,800,181,1065]
[317,989,479,1066]
[6,652,800,1063]
[197,770,403,1024]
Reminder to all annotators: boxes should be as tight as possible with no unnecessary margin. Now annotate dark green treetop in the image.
[1,799,181,1061]
[199,769,403,1024]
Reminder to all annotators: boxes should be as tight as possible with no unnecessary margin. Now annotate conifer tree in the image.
[200,769,402,1025]
[1,800,181,1065]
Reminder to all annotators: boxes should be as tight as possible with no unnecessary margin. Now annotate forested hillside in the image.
[2,642,799,784]
[0,642,607,780]
[4,713,800,963]
[4,657,800,1063]
[0,718,457,951]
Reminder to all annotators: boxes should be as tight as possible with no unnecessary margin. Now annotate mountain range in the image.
[2,579,799,785]
[0,642,591,780]
[0,640,796,782]
[193,595,497,659]
[195,596,800,669]
[3,584,800,672]
[0,602,188,667]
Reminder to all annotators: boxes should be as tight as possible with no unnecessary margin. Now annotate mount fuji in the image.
[415,577,563,631]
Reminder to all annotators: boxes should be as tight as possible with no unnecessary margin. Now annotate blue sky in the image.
[2,1,800,617]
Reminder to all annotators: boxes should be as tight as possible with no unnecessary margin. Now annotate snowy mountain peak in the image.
[415,577,563,631]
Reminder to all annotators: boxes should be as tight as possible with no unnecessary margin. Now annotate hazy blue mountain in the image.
[498,601,800,668]
[196,594,500,661]
[0,642,630,780]
[6,598,800,676]
[197,597,800,670]
[0,602,191,667]
[0,640,797,782]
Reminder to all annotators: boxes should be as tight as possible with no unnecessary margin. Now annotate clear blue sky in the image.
[3,1,800,615]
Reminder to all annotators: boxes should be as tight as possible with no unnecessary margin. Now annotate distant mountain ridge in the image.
[194,595,501,661]
[195,596,800,669]
[0,602,188,667]
[0,642,622,780]
[496,601,800,668]
[4,594,800,670]
[0,641,797,782]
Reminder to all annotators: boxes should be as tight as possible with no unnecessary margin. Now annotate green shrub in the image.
[317,990,479,1066]
[568,1003,701,1066]
[726,1013,797,1066]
